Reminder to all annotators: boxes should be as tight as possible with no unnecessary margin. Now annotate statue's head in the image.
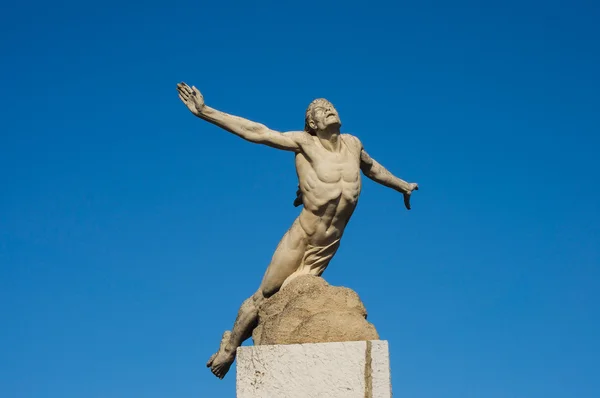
[304,98,341,135]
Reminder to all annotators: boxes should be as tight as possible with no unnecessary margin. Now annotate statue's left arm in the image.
[360,148,419,210]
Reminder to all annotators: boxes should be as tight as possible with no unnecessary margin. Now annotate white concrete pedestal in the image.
[236,340,392,398]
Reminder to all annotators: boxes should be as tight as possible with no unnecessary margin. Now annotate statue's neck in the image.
[316,126,342,152]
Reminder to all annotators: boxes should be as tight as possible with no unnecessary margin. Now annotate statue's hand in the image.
[177,82,205,116]
[403,183,419,210]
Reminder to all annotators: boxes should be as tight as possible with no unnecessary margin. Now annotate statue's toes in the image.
[206,353,217,367]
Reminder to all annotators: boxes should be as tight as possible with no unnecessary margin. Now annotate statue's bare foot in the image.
[206,331,235,379]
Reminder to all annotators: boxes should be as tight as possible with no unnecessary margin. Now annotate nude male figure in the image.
[176,82,419,379]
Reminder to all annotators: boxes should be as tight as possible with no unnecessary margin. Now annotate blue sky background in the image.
[1,0,599,397]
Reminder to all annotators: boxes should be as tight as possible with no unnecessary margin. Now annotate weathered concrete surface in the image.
[236,340,392,398]
[253,275,379,345]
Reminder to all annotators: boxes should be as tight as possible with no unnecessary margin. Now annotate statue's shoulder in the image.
[341,133,363,150]
[284,130,312,146]
[292,131,315,146]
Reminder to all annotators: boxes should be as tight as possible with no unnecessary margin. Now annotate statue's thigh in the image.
[260,221,307,297]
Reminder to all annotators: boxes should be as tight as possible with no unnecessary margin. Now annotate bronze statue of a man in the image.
[176,82,419,378]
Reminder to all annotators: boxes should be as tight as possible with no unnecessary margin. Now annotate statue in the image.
[176,82,419,379]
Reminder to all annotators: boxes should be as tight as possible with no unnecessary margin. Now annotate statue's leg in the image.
[259,218,308,297]
[207,218,307,379]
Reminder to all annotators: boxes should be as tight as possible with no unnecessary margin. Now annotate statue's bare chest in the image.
[298,137,361,184]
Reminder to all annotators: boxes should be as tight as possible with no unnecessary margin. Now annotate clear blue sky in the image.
[1,0,599,397]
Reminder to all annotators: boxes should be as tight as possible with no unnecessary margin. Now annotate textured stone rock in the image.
[252,275,379,345]
[236,341,392,398]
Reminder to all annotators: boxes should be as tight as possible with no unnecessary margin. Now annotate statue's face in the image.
[308,100,341,131]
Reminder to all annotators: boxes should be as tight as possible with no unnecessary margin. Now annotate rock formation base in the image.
[252,275,379,345]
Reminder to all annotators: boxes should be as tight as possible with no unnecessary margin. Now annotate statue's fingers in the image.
[178,83,192,95]
[404,194,411,210]
[182,86,193,96]
[178,89,189,101]
[178,85,192,97]
[178,93,188,103]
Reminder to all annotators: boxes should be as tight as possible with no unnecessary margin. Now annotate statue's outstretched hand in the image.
[403,183,419,210]
[177,82,205,116]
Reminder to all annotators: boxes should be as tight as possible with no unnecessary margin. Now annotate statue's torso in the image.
[295,134,362,245]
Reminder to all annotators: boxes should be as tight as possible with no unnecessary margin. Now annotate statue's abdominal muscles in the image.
[296,139,362,244]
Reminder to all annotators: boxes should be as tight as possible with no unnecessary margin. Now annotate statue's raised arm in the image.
[176,82,302,151]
